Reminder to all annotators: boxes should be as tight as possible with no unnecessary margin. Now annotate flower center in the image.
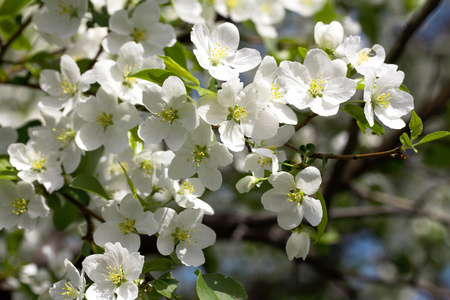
[271,83,284,102]
[210,43,229,66]
[58,0,79,19]
[188,145,210,167]
[356,48,371,66]
[62,281,80,298]
[53,127,75,147]
[174,226,197,246]
[117,217,136,235]
[257,156,272,167]
[157,108,178,124]
[122,64,138,88]
[373,93,391,108]
[59,75,77,96]
[11,198,28,215]
[30,152,47,172]
[308,77,325,98]
[96,112,114,129]
[286,189,305,206]
[102,265,125,286]
[226,0,239,9]
[179,181,194,195]
[131,26,149,43]
[141,160,153,176]
[229,105,248,123]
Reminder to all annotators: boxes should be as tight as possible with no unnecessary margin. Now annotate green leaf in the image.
[0,19,31,50]
[53,198,78,231]
[400,132,413,149]
[152,272,178,298]
[298,47,308,60]
[130,68,176,86]
[164,41,187,69]
[6,229,24,255]
[399,83,411,93]
[142,258,174,273]
[195,270,247,300]
[70,174,109,200]
[118,162,145,204]
[414,131,450,147]
[342,104,384,135]
[314,0,337,24]
[187,84,217,97]
[0,0,31,16]
[128,126,143,155]
[305,143,315,157]
[71,147,104,176]
[0,155,17,180]
[159,55,200,86]
[409,111,423,141]
[315,192,328,244]
[59,186,91,206]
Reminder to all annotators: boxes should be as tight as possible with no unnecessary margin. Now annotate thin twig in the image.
[295,113,318,131]
[63,192,105,223]
[311,147,403,160]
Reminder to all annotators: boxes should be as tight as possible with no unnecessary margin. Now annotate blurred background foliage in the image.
[0,0,449,299]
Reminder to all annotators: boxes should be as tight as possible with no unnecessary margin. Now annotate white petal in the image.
[303,196,323,226]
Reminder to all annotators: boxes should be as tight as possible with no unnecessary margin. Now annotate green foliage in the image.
[71,147,104,176]
[130,68,176,86]
[6,229,24,255]
[314,0,338,24]
[409,110,423,140]
[195,269,247,300]
[414,131,450,147]
[164,41,188,69]
[142,258,175,273]
[128,126,144,155]
[315,192,328,244]
[118,162,145,204]
[158,55,200,86]
[52,197,78,231]
[16,120,41,144]
[0,155,17,180]
[0,19,31,50]
[70,174,109,200]
[152,272,179,298]
[0,0,31,17]
[342,104,385,135]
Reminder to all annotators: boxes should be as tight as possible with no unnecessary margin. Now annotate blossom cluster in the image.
[1,0,415,299]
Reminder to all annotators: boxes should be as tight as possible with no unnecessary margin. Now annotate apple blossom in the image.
[277,49,357,116]
[261,167,323,230]
[191,22,262,81]
[286,231,311,261]
[82,242,144,300]
[364,70,414,129]
[49,259,85,300]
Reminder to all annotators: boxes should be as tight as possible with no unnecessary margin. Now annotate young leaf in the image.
[53,198,78,231]
[409,111,423,141]
[0,0,31,16]
[400,132,413,149]
[298,47,308,60]
[129,69,176,86]
[70,174,109,200]
[118,162,145,204]
[414,131,450,147]
[152,272,179,298]
[0,155,17,180]
[342,104,384,135]
[142,258,175,273]
[158,55,200,86]
[195,269,247,300]
[128,126,144,155]
[314,192,328,244]
[164,41,187,69]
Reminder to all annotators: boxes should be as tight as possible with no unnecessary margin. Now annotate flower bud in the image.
[236,175,258,193]
[314,21,344,52]
[286,231,310,261]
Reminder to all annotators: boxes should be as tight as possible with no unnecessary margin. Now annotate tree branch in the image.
[295,113,318,131]
[386,0,442,64]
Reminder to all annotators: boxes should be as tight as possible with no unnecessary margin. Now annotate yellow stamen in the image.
[30,152,47,172]
[271,83,284,102]
[286,189,305,206]
[122,64,138,88]
[179,181,194,195]
[188,145,209,167]
[61,281,80,299]
[117,217,136,235]
[11,198,28,216]
[174,226,197,246]
[230,105,248,122]
[157,108,178,124]
[57,0,79,19]
[308,77,325,98]
[374,93,391,108]
[131,26,149,43]
[210,43,229,66]
[96,112,113,129]
[102,265,125,286]
[53,127,75,147]
[356,48,371,65]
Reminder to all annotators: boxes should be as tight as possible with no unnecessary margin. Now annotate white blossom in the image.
[364,70,414,129]
[49,259,85,300]
[261,167,323,230]
[82,242,144,300]
[0,180,49,232]
[277,49,356,116]
[286,231,310,260]
[191,22,261,81]
[155,208,216,267]
[314,21,344,53]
